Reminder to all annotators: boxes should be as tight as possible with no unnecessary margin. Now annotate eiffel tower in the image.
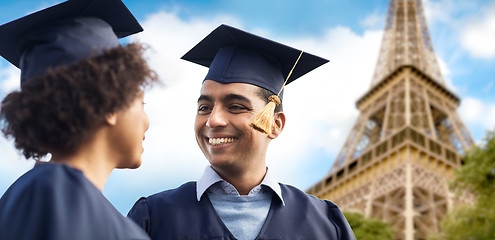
[306,0,474,239]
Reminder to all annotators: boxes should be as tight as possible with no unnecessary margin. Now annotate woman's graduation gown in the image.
[0,163,149,240]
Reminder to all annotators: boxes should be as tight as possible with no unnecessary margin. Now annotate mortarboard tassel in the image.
[249,51,304,135]
[249,95,280,134]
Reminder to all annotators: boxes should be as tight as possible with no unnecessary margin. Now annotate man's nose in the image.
[206,107,228,128]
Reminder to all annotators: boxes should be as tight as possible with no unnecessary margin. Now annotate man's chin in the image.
[208,160,243,172]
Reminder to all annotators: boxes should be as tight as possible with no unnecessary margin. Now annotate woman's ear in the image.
[268,112,285,139]
[105,113,118,126]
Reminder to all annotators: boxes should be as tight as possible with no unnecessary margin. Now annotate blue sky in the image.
[1,0,494,214]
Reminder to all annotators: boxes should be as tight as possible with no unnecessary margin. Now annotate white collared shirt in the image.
[196,166,285,206]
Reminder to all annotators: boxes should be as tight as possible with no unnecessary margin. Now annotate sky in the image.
[0,0,494,215]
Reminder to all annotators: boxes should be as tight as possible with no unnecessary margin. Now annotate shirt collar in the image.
[196,165,285,206]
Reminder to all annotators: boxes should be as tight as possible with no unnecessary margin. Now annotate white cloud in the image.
[423,0,457,26]
[489,107,495,128]
[0,65,20,95]
[0,137,35,193]
[0,62,27,195]
[435,55,458,91]
[360,11,385,29]
[459,97,484,124]
[459,97,495,130]
[280,27,382,154]
[424,0,495,60]
[460,2,495,59]
[423,0,476,27]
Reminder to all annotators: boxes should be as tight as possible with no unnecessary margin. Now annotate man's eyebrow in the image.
[197,94,252,104]
[197,95,212,103]
[223,94,252,104]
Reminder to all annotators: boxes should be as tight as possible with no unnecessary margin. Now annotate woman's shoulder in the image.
[0,163,94,212]
[0,163,149,239]
[2,163,81,196]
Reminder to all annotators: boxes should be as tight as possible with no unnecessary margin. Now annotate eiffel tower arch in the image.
[306,1,474,239]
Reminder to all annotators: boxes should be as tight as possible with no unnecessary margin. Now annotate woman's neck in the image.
[50,130,115,191]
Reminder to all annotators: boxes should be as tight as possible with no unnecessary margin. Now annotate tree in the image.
[343,211,395,240]
[428,131,495,240]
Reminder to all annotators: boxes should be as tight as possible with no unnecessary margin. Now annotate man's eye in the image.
[229,105,249,112]
[197,105,212,114]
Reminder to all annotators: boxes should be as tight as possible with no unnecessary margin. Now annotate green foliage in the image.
[343,211,395,240]
[429,131,495,240]
[428,202,495,240]
[452,131,495,201]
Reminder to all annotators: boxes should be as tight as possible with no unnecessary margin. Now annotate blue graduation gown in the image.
[0,163,150,240]
[128,182,355,240]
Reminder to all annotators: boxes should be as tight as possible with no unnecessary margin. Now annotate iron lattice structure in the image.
[306,1,474,239]
[371,0,444,87]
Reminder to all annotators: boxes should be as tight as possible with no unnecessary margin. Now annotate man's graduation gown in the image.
[0,163,149,240]
[128,182,356,240]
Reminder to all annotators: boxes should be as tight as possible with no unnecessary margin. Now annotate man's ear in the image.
[268,112,285,139]
[105,113,118,126]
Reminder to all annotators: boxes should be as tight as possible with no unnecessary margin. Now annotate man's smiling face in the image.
[194,80,272,174]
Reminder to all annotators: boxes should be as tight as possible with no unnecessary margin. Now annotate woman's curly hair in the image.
[0,43,158,160]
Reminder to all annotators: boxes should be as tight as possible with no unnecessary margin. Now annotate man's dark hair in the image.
[0,43,158,160]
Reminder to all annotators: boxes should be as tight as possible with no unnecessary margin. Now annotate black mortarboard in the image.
[181,24,329,101]
[182,24,329,134]
[0,0,143,84]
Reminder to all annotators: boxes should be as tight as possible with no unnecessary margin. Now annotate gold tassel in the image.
[249,51,304,134]
[249,95,281,135]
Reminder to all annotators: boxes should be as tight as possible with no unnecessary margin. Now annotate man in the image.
[128,24,355,240]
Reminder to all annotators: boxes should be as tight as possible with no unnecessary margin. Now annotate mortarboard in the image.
[0,0,143,84]
[181,24,329,134]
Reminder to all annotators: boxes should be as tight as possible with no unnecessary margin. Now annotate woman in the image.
[0,0,158,239]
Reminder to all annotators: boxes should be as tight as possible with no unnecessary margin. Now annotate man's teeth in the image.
[209,137,237,145]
